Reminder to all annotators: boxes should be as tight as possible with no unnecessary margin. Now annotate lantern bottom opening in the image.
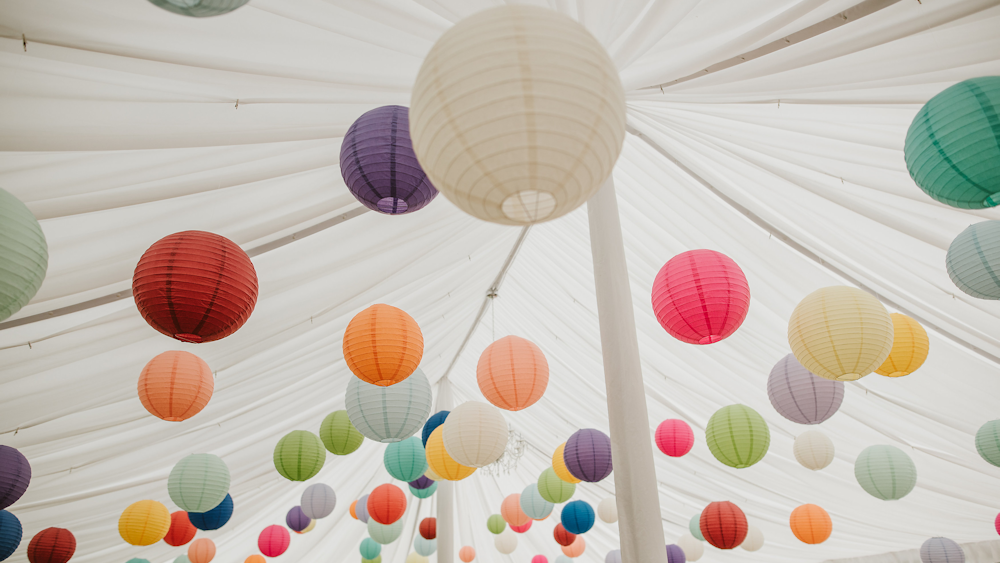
[881,371,908,378]
[175,333,203,343]
[698,335,724,344]
[986,193,1000,207]
[502,190,556,223]
[377,197,409,214]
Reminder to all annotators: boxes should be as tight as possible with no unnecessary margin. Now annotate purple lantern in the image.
[285,506,311,532]
[340,105,438,215]
[409,476,435,490]
[356,494,370,523]
[0,446,30,510]
[666,544,686,563]
[767,354,844,425]
[564,428,613,483]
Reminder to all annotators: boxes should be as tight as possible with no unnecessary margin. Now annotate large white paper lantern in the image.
[410,5,626,225]
[794,430,835,471]
[741,525,764,552]
[494,529,518,554]
[598,497,618,523]
[676,533,704,562]
[442,401,508,467]
[346,368,433,443]
[946,221,1000,299]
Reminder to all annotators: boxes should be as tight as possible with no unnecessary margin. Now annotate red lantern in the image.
[510,520,532,534]
[133,231,258,343]
[164,511,197,546]
[700,501,748,549]
[553,523,576,547]
[367,484,406,525]
[258,525,290,558]
[651,249,750,345]
[419,517,437,540]
[27,528,76,563]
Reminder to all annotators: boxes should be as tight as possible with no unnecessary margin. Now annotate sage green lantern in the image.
[904,76,1000,209]
[168,453,230,513]
[689,514,705,541]
[946,221,1000,300]
[705,404,770,468]
[854,445,917,500]
[368,518,404,545]
[320,410,364,455]
[0,188,47,322]
[487,514,506,535]
[409,482,437,499]
[384,437,427,482]
[147,0,249,17]
[537,467,575,504]
[274,430,325,481]
[976,420,1000,467]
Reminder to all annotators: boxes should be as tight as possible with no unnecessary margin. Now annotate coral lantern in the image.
[119,500,170,546]
[349,500,358,520]
[501,494,530,527]
[651,249,751,344]
[419,518,437,540]
[561,535,586,558]
[367,484,406,525]
[700,501,748,550]
[790,504,832,544]
[258,525,290,558]
[138,351,214,422]
[343,304,423,386]
[133,231,258,343]
[655,419,694,457]
[459,546,476,562]
[245,557,266,563]
[26,528,75,563]
[164,511,197,546]
[477,336,548,411]
[188,538,216,563]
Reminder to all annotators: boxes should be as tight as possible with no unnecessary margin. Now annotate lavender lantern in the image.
[666,544,686,563]
[285,506,311,532]
[409,475,435,490]
[564,428,613,483]
[356,493,370,523]
[0,446,30,510]
[340,105,438,215]
[767,354,844,425]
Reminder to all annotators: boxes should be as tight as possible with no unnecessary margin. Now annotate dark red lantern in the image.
[367,484,406,525]
[553,523,576,547]
[419,517,437,540]
[164,511,197,546]
[699,501,747,550]
[133,231,258,343]
[27,528,76,563]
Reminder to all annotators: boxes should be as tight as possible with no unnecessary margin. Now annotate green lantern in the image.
[976,420,1000,467]
[360,537,382,560]
[487,514,506,535]
[368,518,404,545]
[174,557,191,563]
[854,445,917,500]
[409,482,437,499]
[362,558,382,563]
[274,430,326,481]
[946,221,1000,300]
[147,0,249,17]
[705,404,770,468]
[0,188,48,322]
[126,559,151,563]
[537,467,575,503]
[904,76,1000,209]
[168,453,231,513]
[384,437,428,482]
[320,410,364,455]
[689,514,705,541]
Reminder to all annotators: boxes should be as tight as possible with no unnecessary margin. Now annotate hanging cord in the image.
[487,288,498,342]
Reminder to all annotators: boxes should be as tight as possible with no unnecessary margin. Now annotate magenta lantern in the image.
[655,419,694,457]
[258,525,290,557]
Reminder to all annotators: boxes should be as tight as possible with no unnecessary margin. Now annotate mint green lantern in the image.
[0,188,47,322]
[904,76,1000,209]
[487,514,506,535]
[537,467,575,503]
[360,537,382,560]
[174,557,191,563]
[168,453,231,513]
[689,514,705,541]
[409,482,437,499]
[854,445,917,500]
[947,221,1000,300]
[368,518,404,545]
[976,420,1000,467]
[320,410,364,455]
[147,0,249,17]
[274,430,326,481]
[705,404,770,468]
[384,437,428,482]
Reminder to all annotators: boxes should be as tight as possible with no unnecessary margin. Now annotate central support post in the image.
[587,177,667,563]
[436,377,455,563]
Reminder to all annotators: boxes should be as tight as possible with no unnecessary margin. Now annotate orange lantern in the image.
[459,546,476,562]
[790,504,832,544]
[245,556,266,563]
[562,535,586,558]
[552,443,581,484]
[138,351,214,422]
[343,304,423,386]
[350,500,358,520]
[188,538,216,563]
[501,494,530,527]
[477,336,548,411]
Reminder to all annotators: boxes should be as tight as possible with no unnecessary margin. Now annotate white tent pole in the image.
[587,176,667,563]
[436,377,455,563]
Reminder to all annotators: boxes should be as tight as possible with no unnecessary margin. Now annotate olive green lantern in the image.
[976,420,1000,467]
[946,221,1000,300]
[904,76,1000,209]
[0,188,47,322]
[705,404,770,468]
[854,445,917,500]
[487,514,506,535]
[320,410,364,455]
[274,430,326,481]
[147,0,249,17]
[537,467,575,504]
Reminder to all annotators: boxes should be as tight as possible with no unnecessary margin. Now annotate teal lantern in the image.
[689,514,705,541]
[854,445,917,500]
[274,430,326,482]
[368,518,404,545]
[0,188,47,322]
[976,420,1000,467]
[384,437,428,482]
[705,404,770,469]
[947,221,1000,300]
[904,76,1000,209]
[168,454,231,513]
[520,483,553,520]
[360,537,382,560]
[320,410,364,455]
[147,0,249,17]
[409,482,437,499]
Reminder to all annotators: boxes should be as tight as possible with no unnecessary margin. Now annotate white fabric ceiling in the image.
[1,1,999,562]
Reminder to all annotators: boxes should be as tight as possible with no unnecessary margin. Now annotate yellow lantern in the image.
[426,427,475,481]
[552,442,581,484]
[875,313,929,377]
[787,287,893,381]
[424,467,443,481]
[119,500,170,546]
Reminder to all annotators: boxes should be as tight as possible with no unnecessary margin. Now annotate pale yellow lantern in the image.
[787,287,893,381]
[424,467,443,482]
[875,313,929,377]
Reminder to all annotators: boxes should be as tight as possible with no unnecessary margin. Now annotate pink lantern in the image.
[651,249,750,344]
[258,525,290,558]
[995,512,1000,536]
[510,520,532,534]
[532,556,548,563]
[655,419,694,457]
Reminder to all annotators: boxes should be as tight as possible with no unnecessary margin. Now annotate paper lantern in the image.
[554,524,576,546]
[133,231,257,343]
[295,520,316,534]
[410,5,625,225]
[424,468,442,482]
[188,538,215,563]
[666,544,686,563]
[346,368,433,443]
[597,497,618,523]
[419,517,436,540]
[360,538,382,560]
[175,557,191,563]
[976,420,1000,466]
[996,512,999,535]
[410,475,434,490]
[0,188,47,323]
[767,354,844,424]
[410,481,437,499]
[0,510,22,562]
[285,506,310,532]
[369,519,404,545]
[876,314,930,377]
[538,467,576,503]
[274,430,325,481]
[477,336,548,411]
[510,520,532,534]
[126,559,150,563]
[169,454,231,513]
[363,558,382,563]
[301,483,337,520]
[920,537,966,563]
[947,221,1000,299]
[343,304,423,386]
[790,504,832,544]
[521,483,554,520]
[442,401,508,467]
[137,351,214,422]
[258,525,290,558]
[319,410,364,455]
[605,550,621,563]
[561,535,586,558]
[501,493,530,526]
[147,0,248,17]
[788,286,893,381]
[368,484,406,525]
[552,443,581,484]
[904,77,1000,209]
[741,524,764,552]
[855,445,917,500]
[561,501,595,534]
[164,512,196,546]
[245,557,265,563]
[794,430,835,471]
[705,404,770,468]
[0,446,30,510]
[350,500,358,519]
[459,546,476,562]
[655,419,694,457]
[494,530,518,555]
[533,556,548,563]
[564,428,613,482]
[189,493,232,531]
[405,554,427,563]
[487,514,506,535]
[357,494,370,523]
[426,427,475,481]
[422,411,450,447]
[341,105,438,214]
[651,250,750,344]
[677,534,703,562]
[119,500,170,546]
[414,537,437,556]
[699,501,747,550]
[556,557,575,563]
[385,437,428,481]
[688,515,705,541]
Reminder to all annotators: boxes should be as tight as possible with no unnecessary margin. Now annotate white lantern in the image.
[598,497,618,523]
[406,553,429,563]
[677,533,704,562]
[414,536,437,556]
[410,5,626,225]
[346,368,433,443]
[794,430,835,471]
[301,483,336,519]
[741,524,764,552]
[442,401,508,468]
[495,529,518,554]
[368,518,403,545]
